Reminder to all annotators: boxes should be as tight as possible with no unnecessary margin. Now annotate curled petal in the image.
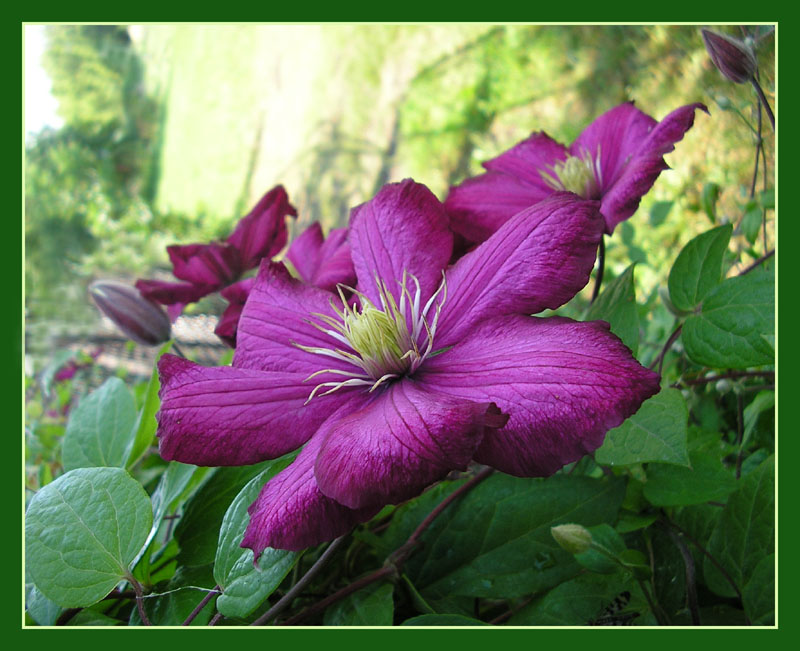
[416,315,661,477]
[314,380,504,509]
[437,193,603,346]
[349,179,453,306]
[241,430,380,554]
[227,185,298,269]
[597,103,708,233]
[156,355,362,466]
[570,102,658,191]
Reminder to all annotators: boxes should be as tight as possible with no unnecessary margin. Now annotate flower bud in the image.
[702,29,757,84]
[551,523,593,555]
[89,281,172,346]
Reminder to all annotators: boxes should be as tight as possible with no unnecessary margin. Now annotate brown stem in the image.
[662,518,750,625]
[280,467,495,626]
[750,77,774,129]
[251,535,348,626]
[649,323,682,375]
[739,249,774,275]
[129,576,152,626]
[661,522,701,625]
[182,585,219,626]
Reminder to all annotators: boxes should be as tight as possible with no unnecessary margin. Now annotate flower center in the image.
[295,271,447,403]
[540,148,602,199]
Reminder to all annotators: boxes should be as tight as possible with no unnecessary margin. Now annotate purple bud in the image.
[89,281,172,346]
[702,29,757,84]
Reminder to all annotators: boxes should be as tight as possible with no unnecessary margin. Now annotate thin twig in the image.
[736,393,745,479]
[750,77,775,129]
[663,518,750,625]
[172,342,188,359]
[591,236,605,304]
[739,249,774,275]
[208,612,223,626]
[182,584,220,626]
[650,323,682,375]
[251,535,348,626]
[675,370,774,387]
[281,467,495,626]
[661,522,700,625]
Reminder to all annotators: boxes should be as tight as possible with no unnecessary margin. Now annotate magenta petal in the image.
[233,261,358,378]
[314,380,502,510]
[167,242,241,287]
[416,315,661,477]
[437,193,603,346]
[214,278,256,347]
[286,223,356,291]
[135,278,214,307]
[227,185,298,269]
[597,102,708,233]
[445,133,567,243]
[349,179,453,305]
[241,430,381,554]
[570,102,658,190]
[156,354,360,466]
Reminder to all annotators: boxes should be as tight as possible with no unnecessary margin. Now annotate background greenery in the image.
[25,24,774,356]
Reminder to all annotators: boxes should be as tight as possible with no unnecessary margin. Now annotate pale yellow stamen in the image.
[294,271,447,403]
[540,148,602,199]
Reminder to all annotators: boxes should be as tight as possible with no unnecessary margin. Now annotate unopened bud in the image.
[551,524,592,555]
[89,281,172,346]
[702,29,757,84]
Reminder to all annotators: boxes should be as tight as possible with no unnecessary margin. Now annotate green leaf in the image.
[67,610,123,626]
[668,224,732,312]
[323,583,394,626]
[643,449,738,507]
[402,614,489,626]
[403,474,625,599]
[741,202,762,245]
[649,200,673,227]
[25,467,152,607]
[133,462,198,571]
[62,377,138,471]
[214,458,300,618]
[508,572,641,625]
[574,524,625,574]
[682,271,774,369]
[704,456,774,599]
[175,461,278,567]
[742,390,774,450]
[25,582,61,626]
[701,182,720,223]
[126,340,172,469]
[595,389,689,467]
[742,554,774,625]
[586,264,639,355]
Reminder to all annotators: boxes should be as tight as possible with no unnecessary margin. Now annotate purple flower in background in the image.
[445,102,707,242]
[155,180,659,555]
[214,222,356,347]
[136,185,297,319]
[89,281,172,346]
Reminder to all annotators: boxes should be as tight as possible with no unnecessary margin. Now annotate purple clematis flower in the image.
[214,222,356,347]
[136,185,297,319]
[445,102,708,242]
[155,179,660,555]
